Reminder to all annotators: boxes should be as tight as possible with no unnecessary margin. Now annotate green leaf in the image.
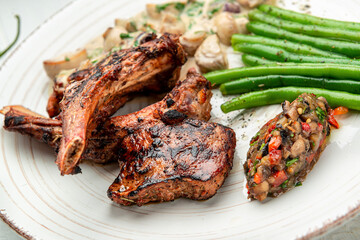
[259,142,266,150]
[130,21,137,31]
[156,3,171,12]
[64,56,70,61]
[295,182,302,187]
[250,140,258,146]
[120,33,132,39]
[175,2,185,12]
[285,158,298,167]
[315,107,327,123]
[281,180,289,189]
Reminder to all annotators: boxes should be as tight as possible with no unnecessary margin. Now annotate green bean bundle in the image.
[220,75,360,95]
[241,54,276,66]
[234,43,360,66]
[247,22,360,58]
[231,34,346,58]
[259,4,360,32]
[221,87,360,113]
[249,9,360,42]
[204,63,360,85]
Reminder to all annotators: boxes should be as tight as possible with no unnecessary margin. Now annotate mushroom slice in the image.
[103,26,128,52]
[43,48,87,80]
[194,35,228,73]
[180,30,207,56]
[159,13,186,35]
[214,12,239,45]
[237,0,265,8]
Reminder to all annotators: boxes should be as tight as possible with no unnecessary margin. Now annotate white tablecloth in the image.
[0,0,359,239]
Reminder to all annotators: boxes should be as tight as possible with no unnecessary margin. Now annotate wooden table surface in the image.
[0,0,359,239]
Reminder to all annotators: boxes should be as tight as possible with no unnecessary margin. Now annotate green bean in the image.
[235,43,360,66]
[221,87,360,113]
[246,22,360,58]
[231,34,346,58]
[259,4,360,32]
[204,63,360,85]
[249,9,360,42]
[220,75,360,95]
[241,54,276,66]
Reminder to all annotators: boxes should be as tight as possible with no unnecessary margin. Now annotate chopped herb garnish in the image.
[250,160,259,176]
[111,46,122,53]
[156,3,171,12]
[271,128,278,134]
[188,21,194,29]
[295,182,302,187]
[208,7,221,17]
[91,59,98,64]
[281,180,289,189]
[209,29,216,35]
[285,158,298,167]
[133,39,139,47]
[64,56,70,61]
[311,141,315,147]
[175,2,185,12]
[130,21,137,31]
[186,2,204,16]
[290,133,294,138]
[315,107,327,123]
[259,142,266,150]
[145,24,156,33]
[87,47,103,59]
[250,140,258,146]
[120,33,132,39]
[297,97,304,102]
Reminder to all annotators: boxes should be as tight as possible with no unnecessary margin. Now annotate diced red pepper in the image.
[269,135,282,152]
[306,152,316,164]
[254,172,262,184]
[318,123,323,132]
[268,122,276,133]
[333,106,348,115]
[272,170,288,187]
[265,134,272,143]
[301,122,311,132]
[328,115,339,129]
[269,150,282,165]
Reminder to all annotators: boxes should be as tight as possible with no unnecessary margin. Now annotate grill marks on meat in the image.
[2,70,212,164]
[2,69,236,205]
[57,34,187,175]
[106,70,235,206]
[244,93,331,201]
[108,119,235,206]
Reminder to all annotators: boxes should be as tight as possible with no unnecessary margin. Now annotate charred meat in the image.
[107,70,235,206]
[108,118,235,206]
[2,70,236,205]
[244,93,331,201]
[2,69,212,164]
[57,33,186,175]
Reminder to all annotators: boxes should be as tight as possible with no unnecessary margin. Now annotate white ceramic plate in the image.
[1,0,360,239]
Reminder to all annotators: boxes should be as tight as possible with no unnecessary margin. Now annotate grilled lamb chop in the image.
[2,70,236,205]
[108,118,236,206]
[106,70,236,206]
[57,33,186,175]
[1,69,211,164]
[244,93,331,201]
